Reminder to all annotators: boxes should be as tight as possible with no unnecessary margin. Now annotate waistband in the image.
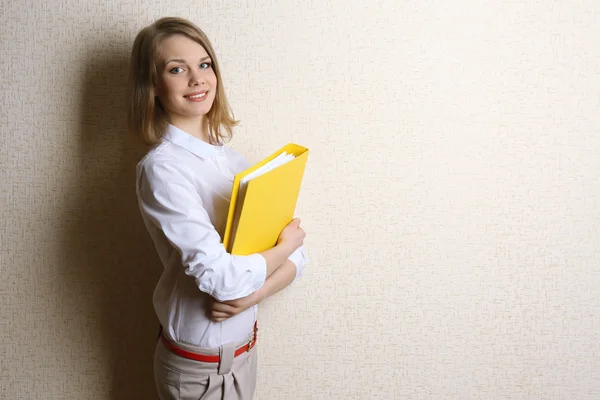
[159,322,258,363]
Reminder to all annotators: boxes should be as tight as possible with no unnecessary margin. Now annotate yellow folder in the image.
[223,143,309,255]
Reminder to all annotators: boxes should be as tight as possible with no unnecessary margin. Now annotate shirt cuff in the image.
[287,246,308,279]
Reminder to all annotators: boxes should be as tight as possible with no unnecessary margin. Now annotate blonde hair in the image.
[127,17,238,145]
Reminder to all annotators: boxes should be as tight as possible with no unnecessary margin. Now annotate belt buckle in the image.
[247,325,257,352]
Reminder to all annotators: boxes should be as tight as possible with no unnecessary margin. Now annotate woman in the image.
[128,17,308,400]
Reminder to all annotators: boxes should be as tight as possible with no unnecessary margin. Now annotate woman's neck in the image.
[168,116,211,143]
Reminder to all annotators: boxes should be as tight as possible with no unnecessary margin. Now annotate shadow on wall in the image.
[61,43,161,399]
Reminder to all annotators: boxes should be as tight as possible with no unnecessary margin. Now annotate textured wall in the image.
[1,1,599,399]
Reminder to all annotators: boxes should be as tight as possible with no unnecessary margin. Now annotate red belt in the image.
[160,322,258,363]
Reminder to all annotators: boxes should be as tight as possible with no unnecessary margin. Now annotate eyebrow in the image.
[164,56,211,65]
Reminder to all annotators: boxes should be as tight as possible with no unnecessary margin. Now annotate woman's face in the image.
[155,34,217,128]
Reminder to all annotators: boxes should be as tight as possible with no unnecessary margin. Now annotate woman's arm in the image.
[138,158,303,302]
[208,258,299,322]
[259,219,305,279]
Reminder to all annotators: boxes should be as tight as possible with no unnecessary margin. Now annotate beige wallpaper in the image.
[2,1,599,399]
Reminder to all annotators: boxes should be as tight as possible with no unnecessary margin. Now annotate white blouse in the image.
[136,124,307,348]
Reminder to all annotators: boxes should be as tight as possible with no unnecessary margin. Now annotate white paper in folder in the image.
[241,152,295,185]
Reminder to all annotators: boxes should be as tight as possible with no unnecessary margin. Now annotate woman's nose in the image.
[189,70,205,87]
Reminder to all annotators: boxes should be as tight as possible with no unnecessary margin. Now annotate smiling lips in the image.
[184,91,208,102]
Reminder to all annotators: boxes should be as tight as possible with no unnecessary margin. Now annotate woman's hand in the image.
[259,218,306,279]
[277,218,306,252]
[208,289,265,322]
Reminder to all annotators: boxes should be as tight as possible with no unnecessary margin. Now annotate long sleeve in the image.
[137,159,266,301]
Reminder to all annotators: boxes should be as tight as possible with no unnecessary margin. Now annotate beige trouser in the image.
[154,333,258,400]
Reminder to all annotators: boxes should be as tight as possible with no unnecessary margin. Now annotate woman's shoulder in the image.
[136,141,193,180]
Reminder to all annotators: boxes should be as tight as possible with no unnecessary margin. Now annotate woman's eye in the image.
[169,66,184,74]
[200,62,211,69]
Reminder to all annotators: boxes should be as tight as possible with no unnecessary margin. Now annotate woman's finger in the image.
[210,311,230,321]
[211,302,236,313]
